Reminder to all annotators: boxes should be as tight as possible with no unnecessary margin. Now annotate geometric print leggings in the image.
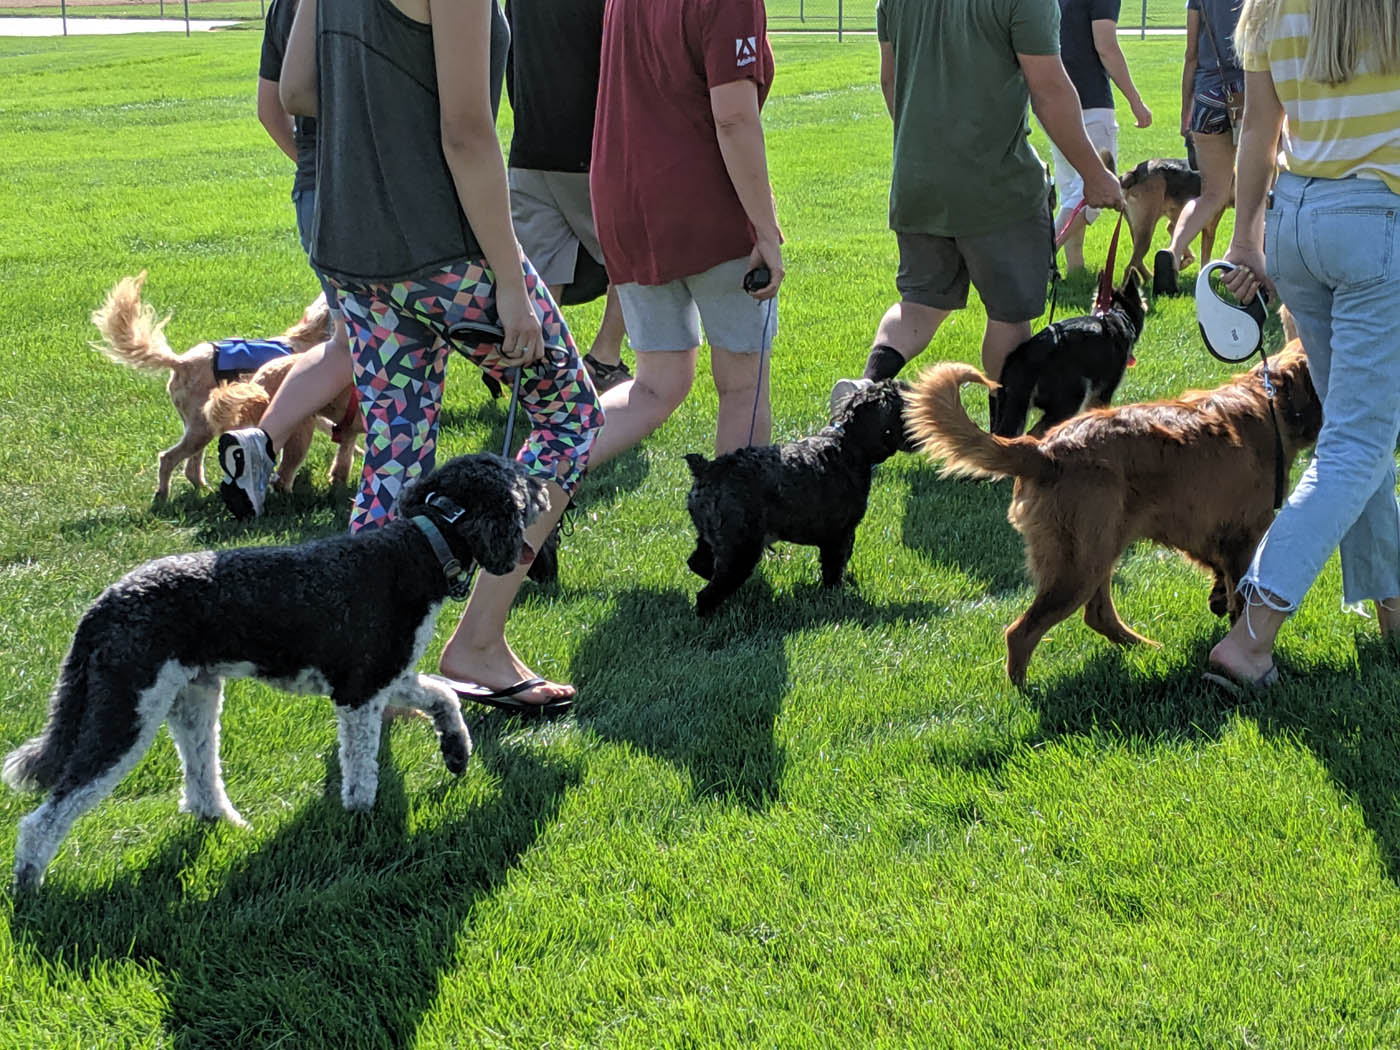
[336,256,605,533]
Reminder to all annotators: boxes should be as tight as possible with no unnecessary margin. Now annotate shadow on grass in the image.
[1015,637,1400,883]
[570,583,951,811]
[901,469,1026,596]
[9,724,577,1048]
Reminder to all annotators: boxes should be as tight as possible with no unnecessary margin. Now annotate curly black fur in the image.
[683,380,916,617]
[992,271,1149,438]
[3,453,547,890]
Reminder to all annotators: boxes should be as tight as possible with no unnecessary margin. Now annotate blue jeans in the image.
[1242,171,1400,609]
[292,187,343,320]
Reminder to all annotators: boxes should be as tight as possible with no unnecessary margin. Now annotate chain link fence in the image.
[769,0,1185,35]
[2,0,1186,39]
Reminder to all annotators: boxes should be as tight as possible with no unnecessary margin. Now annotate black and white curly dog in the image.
[3,453,547,891]
[684,379,915,616]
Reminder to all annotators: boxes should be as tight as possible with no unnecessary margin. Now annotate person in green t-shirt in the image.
[833,0,1124,417]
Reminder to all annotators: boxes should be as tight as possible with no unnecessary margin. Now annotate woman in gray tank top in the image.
[276,0,602,712]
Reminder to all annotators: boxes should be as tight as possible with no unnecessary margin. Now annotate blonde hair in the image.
[1237,0,1400,83]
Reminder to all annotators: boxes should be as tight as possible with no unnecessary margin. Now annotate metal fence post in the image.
[1141,0,1147,39]
[60,0,66,36]
[838,0,843,41]
[183,0,190,37]
[799,0,804,22]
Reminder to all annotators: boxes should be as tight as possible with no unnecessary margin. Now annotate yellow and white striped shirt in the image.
[1241,0,1400,193]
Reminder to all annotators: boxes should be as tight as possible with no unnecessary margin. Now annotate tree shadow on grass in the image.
[9,723,578,1049]
[1014,637,1400,884]
[901,469,1026,597]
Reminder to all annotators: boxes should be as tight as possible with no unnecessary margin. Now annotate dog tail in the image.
[204,380,270,433]
[89,271,184,374]
[2,633,94,794]
[282,293,332,350]
[906,363,1054,482]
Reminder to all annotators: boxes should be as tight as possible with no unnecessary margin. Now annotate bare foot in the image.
[439,642,573,706]
[1206,637,1277,688]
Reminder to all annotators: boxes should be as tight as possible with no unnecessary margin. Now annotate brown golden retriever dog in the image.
[204,356,362,494]
[907,346,1321,686]
[90,272,330,499]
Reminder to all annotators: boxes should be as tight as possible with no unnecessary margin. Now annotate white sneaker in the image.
[218,428,274,520]
[829,377,873,417]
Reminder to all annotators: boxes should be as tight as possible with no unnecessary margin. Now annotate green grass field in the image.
[3,30,1399,1050]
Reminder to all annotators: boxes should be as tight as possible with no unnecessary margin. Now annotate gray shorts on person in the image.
[895,203,1052,323]
[616,256,777,353]
[292,187,343,320]
[509,169,606,288]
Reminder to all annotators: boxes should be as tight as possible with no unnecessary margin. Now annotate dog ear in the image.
[684,453,710,478]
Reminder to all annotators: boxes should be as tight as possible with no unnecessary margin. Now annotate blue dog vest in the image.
[212,337,293,381]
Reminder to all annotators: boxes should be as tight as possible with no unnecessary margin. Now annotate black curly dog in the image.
[992,270,1149,438]
[684,379,915,616]
[3,453,548,891]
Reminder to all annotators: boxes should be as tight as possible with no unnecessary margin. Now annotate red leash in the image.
[1094,212,1124,316]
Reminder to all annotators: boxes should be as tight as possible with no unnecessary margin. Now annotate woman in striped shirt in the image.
[1206,0,1400,689]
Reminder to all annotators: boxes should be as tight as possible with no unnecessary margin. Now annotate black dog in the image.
[992,270,1148,438]
[684,379,915,616]
[3,453,548,891]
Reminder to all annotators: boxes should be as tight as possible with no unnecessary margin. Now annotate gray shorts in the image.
[291,187,343,320]
[895,203,1052,323]
[509,169,605,287]
[615,256,778,353]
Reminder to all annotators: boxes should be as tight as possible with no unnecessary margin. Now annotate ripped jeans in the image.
[1241,171,1400,611]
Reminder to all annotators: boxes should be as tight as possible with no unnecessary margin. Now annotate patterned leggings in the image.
[336,258,603,532]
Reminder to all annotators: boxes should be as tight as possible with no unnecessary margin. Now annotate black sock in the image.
[862,344,907,382]
[987,391,1002,432]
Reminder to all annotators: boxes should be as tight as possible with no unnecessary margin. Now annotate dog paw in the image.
[11,864,42,893]
[439,728,473,776]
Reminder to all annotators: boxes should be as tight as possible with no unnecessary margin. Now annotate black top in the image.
[1058,0,1120,111]
[260,0,317,196]
[504,0,605,173]
[312,0,510,285]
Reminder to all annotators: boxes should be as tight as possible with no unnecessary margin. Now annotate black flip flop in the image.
[432,675,574,715]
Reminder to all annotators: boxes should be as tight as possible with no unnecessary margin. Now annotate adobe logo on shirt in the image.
[736,36,758,67]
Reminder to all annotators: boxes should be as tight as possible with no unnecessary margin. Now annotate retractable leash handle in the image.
[1195,261,1270,363]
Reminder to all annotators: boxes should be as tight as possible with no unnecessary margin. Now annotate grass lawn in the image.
[2,29,1399,1050]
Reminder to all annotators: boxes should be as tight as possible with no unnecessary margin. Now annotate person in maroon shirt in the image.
[585,0,784,463]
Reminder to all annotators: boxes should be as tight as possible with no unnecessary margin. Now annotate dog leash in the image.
[747,296,776,447]
[1094,212,1124,317]
[1256,345,1288,510]
[1046,202,1086,326]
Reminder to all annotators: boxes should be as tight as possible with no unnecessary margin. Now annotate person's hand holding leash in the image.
[744,235,784,301]
[497,280,545,366]
[1221,244,1276,306]
[1082,163,1125,213]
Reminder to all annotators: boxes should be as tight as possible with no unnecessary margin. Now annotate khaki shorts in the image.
[895,203,1052,323]
[1049,107,1118,227]
[509,169,605,287]
[616,256,777,353]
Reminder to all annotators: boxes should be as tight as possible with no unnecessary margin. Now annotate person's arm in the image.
[1222,69,1285,305]
[711,79,784,299]
[1180,8,1200,137]
[257,76,298,161]
[879,40,895,118]
[434,0,542,362]
[279,0,317,117]
[1091,19,1151,127]
[1020,53,1125,209]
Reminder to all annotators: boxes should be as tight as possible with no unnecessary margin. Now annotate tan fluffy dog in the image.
[91,272,330,499]
[204,355,362,493]
[907,347,1321,686]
